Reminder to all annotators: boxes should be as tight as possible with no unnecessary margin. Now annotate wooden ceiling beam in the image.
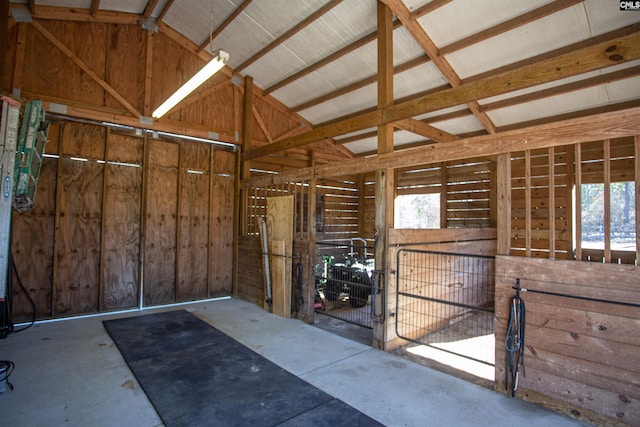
[89,0,101,17]
[392,118,460,143]
[482,65,640,113]
[382,0,496,134]
[197,0,253,54]
[156,0,175,22]
[244,30,640,160]
[264,20,403,95]
[409,0,453,20]
[27,92,237,144]
[234,0,343,73]
[439,0,583,55]
[142,0,160,20]
[244,106,640,188]
[464,22,640,85]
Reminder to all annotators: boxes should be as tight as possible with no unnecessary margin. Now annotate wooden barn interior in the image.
[1,0,639,425]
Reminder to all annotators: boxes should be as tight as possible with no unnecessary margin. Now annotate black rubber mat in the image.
[103,310,382,427]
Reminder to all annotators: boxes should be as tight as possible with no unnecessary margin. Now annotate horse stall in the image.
[387,229,497,376]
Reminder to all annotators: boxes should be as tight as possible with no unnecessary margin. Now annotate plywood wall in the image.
[10,119,236,320]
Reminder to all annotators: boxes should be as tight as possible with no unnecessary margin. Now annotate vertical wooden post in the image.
[574,143,582,262]
[548,147,556,259]
[566,145,575,261]
[143,30,154,117]
[232,148,241,298]
[603,139,611,263]
[525,151,531,257]
[375,0,393,350]
[304,153,317,324]
[440,162,448,228]
[489,159,497,228]
[635,136,639,263]
[241,76,253,232]
[496,153,512,256]
[357,174,366,237]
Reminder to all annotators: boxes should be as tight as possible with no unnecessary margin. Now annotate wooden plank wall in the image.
[385,228,497,350]
[509,137,637,264]
[10,119,235,320]
[396,157,494,229]
[495,255,640,426]
[510,146,572,259]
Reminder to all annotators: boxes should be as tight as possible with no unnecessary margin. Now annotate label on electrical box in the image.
[3,175,10,198]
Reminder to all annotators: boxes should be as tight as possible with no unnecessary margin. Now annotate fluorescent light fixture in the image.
[152,49,229,119]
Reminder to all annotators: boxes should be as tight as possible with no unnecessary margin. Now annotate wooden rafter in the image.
[31,19,142,117]
[234,0,343,73]
[264,20,403,95]
[392,119,460,143]
[156,0,175,22]
[463,22,640,85]
[197,0,253,54]
[244,106,640,188]
[90,0,101,17]
[142,0,160,20]
[244,30,640,160]
[382,0,496,134]
[410,0,452,20]
[482,65,640,113]
[28,0,36,15]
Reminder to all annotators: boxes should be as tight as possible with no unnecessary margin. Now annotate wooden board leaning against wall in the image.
[10,119,235,321]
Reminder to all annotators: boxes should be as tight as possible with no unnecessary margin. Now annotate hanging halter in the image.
[505,278,526,397]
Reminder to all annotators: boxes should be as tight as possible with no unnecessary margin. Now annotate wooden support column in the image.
[574,143,583,261]
[548,147,556,258]
[440,162,448,228]
[234,76,253,296]
[302,152,317,324]
[525,151,532,257]
[376,0,393,350]
[496,153,512,256]
[357,174,366,237]
[635,136,640,261]
[603,139,611,263]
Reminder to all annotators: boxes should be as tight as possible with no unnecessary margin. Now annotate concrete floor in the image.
[0,297,589,427]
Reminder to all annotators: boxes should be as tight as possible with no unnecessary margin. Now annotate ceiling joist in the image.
[244,30,640,160]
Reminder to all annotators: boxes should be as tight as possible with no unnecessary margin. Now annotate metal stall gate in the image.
[314,240,381,329]
[395,249,495,365]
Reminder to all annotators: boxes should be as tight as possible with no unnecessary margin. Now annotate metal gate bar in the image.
[314,241,373,329]
[396,249,495,365]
